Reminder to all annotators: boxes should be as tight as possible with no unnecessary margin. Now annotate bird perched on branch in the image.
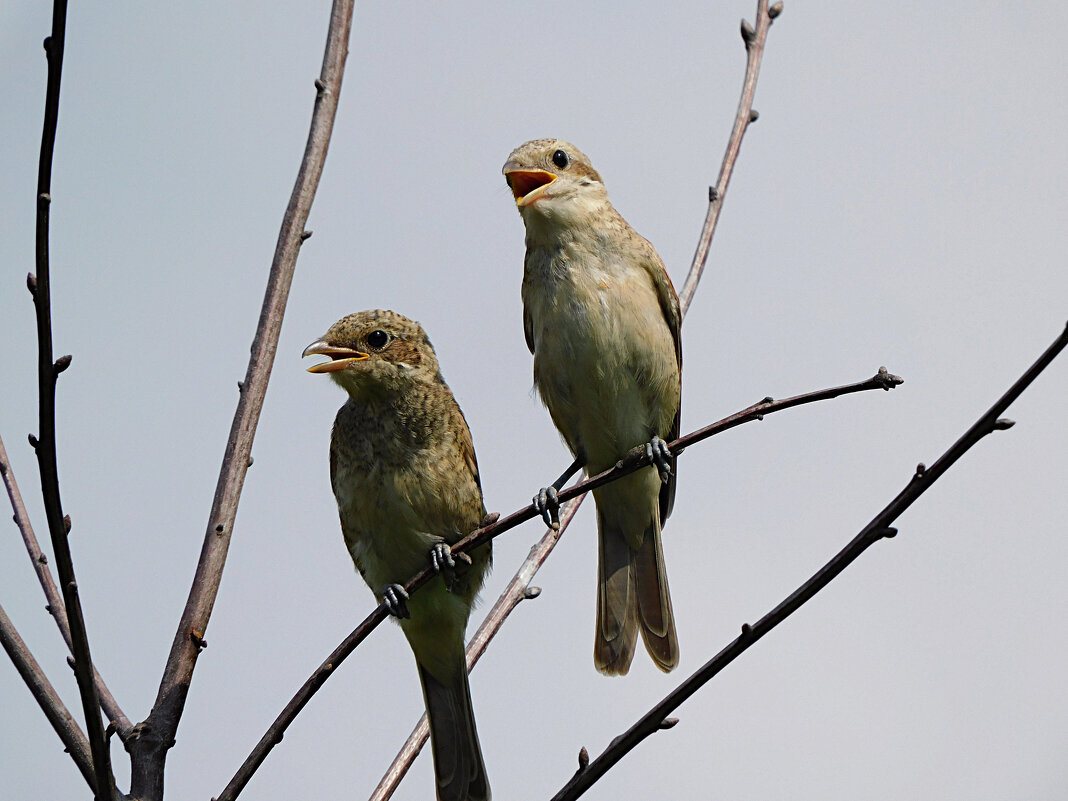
[503,138,681,676]
[304,309,491,801]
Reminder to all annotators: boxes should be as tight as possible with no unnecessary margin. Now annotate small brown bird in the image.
[304,310,491,801]
[503,139,681,676]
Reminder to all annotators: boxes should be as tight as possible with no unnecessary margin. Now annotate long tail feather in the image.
[418,658,491,801]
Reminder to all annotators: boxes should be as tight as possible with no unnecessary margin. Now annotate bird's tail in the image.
[595,498,679,675]
[418,655,491,801]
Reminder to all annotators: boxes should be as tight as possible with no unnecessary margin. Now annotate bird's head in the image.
[502,138,608,229]
[303,309,441,400]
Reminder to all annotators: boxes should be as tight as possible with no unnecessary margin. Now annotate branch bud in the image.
[577,747,589,770]
[769,2,784,19]
[54,354,72,374]
[27,273,37,295]
[993,418,1015,431]
[659,717,679,730]
[740,18,756,46]
[63,514,71,534]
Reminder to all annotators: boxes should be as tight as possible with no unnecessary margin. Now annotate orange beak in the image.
[302,341,369,373]
[504,168,557,207]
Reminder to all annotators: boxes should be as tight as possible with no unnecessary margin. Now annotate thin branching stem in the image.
[549,320,1068,801]
[127,2,357,798]
[679,0,778,311]
[0,434,132,740]
[29,1,116,797]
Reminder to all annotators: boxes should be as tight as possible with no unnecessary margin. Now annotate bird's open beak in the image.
[302,341,370,373]
[503,167,557,207]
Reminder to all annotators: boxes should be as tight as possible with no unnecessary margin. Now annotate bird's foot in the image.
[381,584,410,619]
[646,435,673,483]
[533,485,561,530]
[429,542,469,592]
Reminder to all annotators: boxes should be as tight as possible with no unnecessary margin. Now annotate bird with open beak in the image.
[304,309,491,801]
[503,138,681,676]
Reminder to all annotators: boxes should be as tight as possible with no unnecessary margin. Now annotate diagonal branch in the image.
[0,603,96,793]
[216,367,898,801]
[0,433,133,740]
[28,1,116,797]
[371,2,783,794]
[127,2,357,799]
[549,321,1068,801]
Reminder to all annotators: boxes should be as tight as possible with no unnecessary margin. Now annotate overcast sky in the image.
[2,2,1066,799]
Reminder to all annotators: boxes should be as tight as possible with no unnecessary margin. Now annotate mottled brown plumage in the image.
[304,309,491,801]
[504,139,681,676]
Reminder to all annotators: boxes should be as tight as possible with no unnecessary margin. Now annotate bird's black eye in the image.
[552,149,569,169]
[366,330,389,350]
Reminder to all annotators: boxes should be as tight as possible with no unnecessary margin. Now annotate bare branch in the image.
[218,367,897,801]
[679,0,778,312]
[124,2,357,798]
[0,603,96,792]
[0,434,132,740]
[550,321,1068,801]
[29,1,116,796]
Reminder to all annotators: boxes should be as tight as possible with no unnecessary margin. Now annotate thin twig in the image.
[127,2,357,799]
[679,0,779,312]
[29,1,115,797]
[370,2,782,794]
[0,603,96,792]
[0,434,133,740]
[550,320,1068,801]
[218,368,897,801]
[369,496,585,800]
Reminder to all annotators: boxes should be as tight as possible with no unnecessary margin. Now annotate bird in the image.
[304,309,491,801]
[502,138,681,676]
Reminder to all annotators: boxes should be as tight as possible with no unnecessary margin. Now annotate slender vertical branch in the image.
[0,434,132,740]
[679,0,779,312]
[28,1,116,797]
[0,603,96,792]
[126,2,357,799]
[550,321,1068,801]
[371,2,782,794]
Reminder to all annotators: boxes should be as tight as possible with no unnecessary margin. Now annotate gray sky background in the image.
[2,2,1066,799]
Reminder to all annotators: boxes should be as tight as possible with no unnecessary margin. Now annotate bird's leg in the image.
[381,584,411,619]
[646,435,673,483]
[533,456,584,530]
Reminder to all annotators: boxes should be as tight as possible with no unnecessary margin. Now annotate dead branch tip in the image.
[874,367,904,390]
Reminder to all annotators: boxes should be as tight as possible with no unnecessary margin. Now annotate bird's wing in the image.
[639,239,682,522]
[522,300,536,355]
